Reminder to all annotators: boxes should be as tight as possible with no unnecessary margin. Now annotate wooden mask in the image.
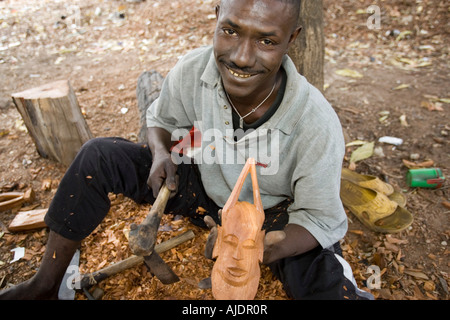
[211,158,265,300]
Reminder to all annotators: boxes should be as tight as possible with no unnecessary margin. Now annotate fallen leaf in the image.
[421,101,444,111]
[393,84,411,90]
[386,235,408,245]
[345,140,366,147]
[335,68,363,78]
[348,230,364,235]
[395,30,412,41]
[384,241,399,253]
[404,269,429,280]
[402,159,434,169]
[423,281,436,292]
[399,114,409,126]
[350,141,374,163]
[41,179,52,191]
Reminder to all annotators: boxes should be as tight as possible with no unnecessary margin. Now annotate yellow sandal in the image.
[340,180,413,233]
[342,168,394,196]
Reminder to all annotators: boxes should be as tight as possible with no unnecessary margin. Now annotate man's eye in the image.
[260,39,274,46]
[224,29,237,36]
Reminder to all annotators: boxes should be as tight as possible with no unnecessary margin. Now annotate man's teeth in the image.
[229,68,252,78]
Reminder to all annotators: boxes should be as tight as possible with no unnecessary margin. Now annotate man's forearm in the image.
[263,224,320,264]
[146,127,178,196]
[147,127,173,157]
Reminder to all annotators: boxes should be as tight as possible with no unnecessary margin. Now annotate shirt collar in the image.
[200,46,221,87]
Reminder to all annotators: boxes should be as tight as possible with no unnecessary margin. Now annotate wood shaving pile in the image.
[76,194,289,300]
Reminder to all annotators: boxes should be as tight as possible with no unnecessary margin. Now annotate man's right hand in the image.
[147,152,178,198]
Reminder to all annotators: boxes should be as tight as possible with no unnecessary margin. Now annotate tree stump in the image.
[136,70,164,143]
[12,80,93,166]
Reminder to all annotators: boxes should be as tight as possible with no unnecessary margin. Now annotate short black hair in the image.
[276,0,300,22]
[220,0,300,20]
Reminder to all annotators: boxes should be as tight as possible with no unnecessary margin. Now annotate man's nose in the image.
[230,38,256,70]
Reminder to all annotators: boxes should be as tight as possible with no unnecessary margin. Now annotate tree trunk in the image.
[288,0,325,92]
[12,80,93,166]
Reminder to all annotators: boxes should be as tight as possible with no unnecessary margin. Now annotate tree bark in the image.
[288,0,325,91]
[12,80,93,166]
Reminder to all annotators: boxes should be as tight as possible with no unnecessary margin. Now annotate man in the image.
[0,0,373,300]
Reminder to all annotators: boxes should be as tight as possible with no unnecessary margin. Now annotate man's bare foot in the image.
[0,277,59,300]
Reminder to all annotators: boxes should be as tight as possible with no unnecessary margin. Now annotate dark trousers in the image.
[45,137,372,300]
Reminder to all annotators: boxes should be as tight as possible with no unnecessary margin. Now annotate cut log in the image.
[12,80,93,166]
[8,208,48,232]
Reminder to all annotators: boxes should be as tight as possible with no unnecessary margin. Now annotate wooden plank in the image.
[8,208,48,232]
[0,192,24,212]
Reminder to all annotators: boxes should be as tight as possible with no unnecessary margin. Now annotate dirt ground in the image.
[0,0,448,300]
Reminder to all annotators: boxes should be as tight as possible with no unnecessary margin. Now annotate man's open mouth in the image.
[226,67,255,79]
[227,67,253,79]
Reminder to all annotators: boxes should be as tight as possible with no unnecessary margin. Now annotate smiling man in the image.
[213,0,299,127]
[0,0,373,300]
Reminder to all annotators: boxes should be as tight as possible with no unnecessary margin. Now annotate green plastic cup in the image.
[406,168,445,188]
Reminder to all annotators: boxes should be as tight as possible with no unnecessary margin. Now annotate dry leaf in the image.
[421,101,444,111]
[399,114,409,126]
[402,159,434,169]
[350,141,374,163]
[393,83,411,90]
[404,269,429,280]
[345,140,366,147]
[335,68,363,78]
[386,235,408,245]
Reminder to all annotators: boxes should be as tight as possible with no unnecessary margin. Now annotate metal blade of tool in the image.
[58,248,80,300]
[144,251,180,284]
[128,184,171,256]
[127,183,180,284]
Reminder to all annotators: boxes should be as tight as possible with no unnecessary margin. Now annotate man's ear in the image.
[288,26,302,48]
[215,5,220,19]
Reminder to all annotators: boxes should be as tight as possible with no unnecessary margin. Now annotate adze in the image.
[127,183,180,284]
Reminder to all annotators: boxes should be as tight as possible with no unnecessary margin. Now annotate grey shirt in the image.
[147,46,347,248]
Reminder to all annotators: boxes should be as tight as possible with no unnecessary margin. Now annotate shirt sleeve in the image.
[146,60,195,134]
[287,91,348,249]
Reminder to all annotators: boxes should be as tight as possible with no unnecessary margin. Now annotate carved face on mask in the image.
[211,158,265,300]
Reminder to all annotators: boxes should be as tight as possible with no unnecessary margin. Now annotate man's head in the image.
[213,0,301,101]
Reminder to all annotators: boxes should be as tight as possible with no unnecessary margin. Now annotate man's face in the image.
[213,0,300,100]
